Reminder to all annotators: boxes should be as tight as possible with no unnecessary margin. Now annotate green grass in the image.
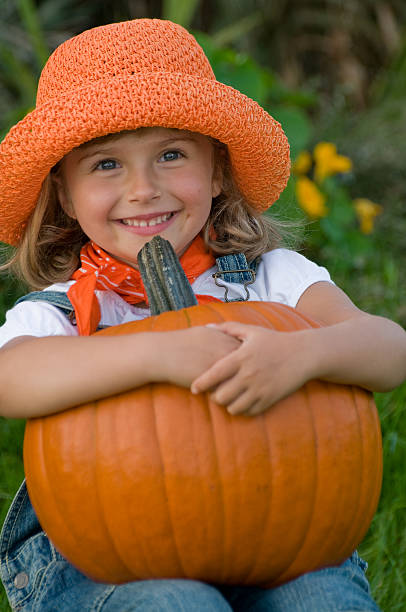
[0,383,405,611]
[0,419,25,524]
[359,384,406,611]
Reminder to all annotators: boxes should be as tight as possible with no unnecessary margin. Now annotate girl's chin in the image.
[99,248,139,269]
[100,234,195,269]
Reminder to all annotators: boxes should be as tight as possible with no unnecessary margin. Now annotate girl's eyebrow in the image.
[77,134,198,162]
[77,147,118,162]
[157,135,197,145]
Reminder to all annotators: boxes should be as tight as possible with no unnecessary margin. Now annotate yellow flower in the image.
[295,176,328,218]
[313,142,352,183]
[292,151,312,175]
[354,199,383,234]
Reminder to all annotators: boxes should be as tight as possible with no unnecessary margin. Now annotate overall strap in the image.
[15,291,111,331]
[214,253,260,302]
[16,291,74,319]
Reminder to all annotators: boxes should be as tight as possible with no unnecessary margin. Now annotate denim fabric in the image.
[15,292,74,316]
[15,291,109,330]
[1,481,381,612]
[214,254,259,302]
[215,253,258,284]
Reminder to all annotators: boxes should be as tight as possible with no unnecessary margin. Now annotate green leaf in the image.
[0,42,37,104]
[211,12,263,47]
[319,216,346,243]
[195,33,274,105]
[17,0,49,70]
[195,31,315,116]
[162,0,200,28]
[271,106,312,159]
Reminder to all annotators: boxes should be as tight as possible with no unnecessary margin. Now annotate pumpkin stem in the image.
[137,236,198,315]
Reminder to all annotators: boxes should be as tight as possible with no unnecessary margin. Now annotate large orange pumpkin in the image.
[23,299,382,587]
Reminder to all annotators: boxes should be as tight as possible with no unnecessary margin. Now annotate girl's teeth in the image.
[122,213,172,227]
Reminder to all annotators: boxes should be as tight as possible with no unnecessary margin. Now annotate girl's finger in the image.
[207,321,251,341]
[191,353,238,394]
[246,398,272,416]
[225,389,258,415]
[211,378,248,407]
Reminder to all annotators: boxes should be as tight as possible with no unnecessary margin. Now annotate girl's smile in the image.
[116,210,180,236]
[56,128,222,266]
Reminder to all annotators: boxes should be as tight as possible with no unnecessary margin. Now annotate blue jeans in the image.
[1,481,381,611]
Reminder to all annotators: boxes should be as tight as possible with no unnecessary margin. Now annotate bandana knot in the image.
[67,237,219,335]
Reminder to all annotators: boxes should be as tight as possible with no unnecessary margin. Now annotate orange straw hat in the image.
[0,18,290,246]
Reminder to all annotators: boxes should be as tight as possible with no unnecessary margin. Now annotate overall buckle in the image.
[213,268,256,302]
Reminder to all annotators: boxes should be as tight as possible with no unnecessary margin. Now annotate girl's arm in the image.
[294,281,406,390]
[0,328,239,419]
[191,282,406,416]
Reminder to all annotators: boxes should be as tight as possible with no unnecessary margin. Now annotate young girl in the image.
[0,18,404,612]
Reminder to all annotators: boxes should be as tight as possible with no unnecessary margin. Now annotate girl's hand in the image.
[190,322,314,416]
[157,327,241,389]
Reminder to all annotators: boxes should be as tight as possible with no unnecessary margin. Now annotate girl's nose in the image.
[127,168,160,204]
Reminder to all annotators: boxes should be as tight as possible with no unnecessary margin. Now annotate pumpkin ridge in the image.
[91,403,133,578]
[221,410,240,582]
[335,385,364,559]
[26,421,80,558]
[252,302,291,330]
[31,413,111,576]
[243,414,273,585]
[325,383,363,563]
[299,381,342,573]
[207,398,228,583]
[83,401,134,579]
[41,420,72,551]
[292,383,321,573]
[340,388,381,556]
[189,392,210,578]
[229,414,245,580]
[140,386,169,578]
[306,382,352,570]
[151,384,186,577]
[272,302,311,330]
[47,416,103,567]
[95,401,141,579]
[270,302,319,329]
[269,382,321,585]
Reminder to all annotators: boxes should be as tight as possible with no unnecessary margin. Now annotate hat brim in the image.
[0,73,290,245]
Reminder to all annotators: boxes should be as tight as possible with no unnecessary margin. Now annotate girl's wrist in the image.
[132,331,173,384]
[295,328,325,384]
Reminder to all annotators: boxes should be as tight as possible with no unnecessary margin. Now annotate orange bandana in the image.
[67,236,220,335]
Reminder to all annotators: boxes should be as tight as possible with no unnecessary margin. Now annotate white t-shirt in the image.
[0,249,333,349]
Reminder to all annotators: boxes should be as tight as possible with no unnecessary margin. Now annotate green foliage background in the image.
[0,1,405,610]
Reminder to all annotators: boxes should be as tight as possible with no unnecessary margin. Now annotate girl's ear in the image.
[52,173,77,219]
[211,161,223,199]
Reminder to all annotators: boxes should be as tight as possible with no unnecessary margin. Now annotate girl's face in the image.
[57,128,222,266]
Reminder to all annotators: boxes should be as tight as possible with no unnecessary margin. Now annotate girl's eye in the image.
[159,150,183,163]
[95,159,120,171]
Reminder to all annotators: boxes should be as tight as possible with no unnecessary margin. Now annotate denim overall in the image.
[0,254,380,611]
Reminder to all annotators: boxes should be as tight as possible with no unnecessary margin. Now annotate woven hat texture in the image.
[0,19,290,246]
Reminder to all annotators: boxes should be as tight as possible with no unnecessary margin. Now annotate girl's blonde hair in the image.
[2,136,291,290]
